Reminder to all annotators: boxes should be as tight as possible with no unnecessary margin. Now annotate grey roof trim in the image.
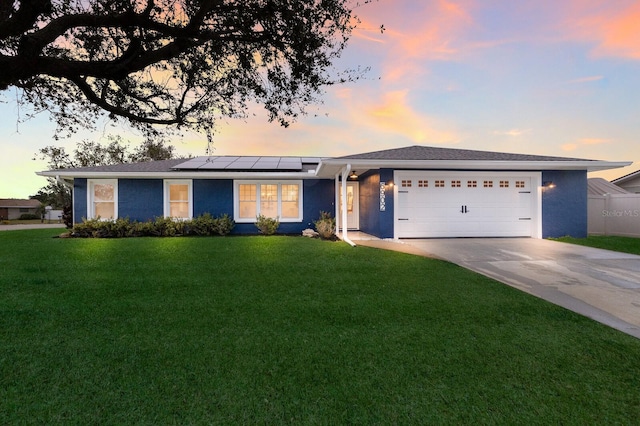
[37,170,320,180]
[315,159,632,178]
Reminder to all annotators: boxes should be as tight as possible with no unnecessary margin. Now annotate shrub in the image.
[72,217,133,238]
[151,216,181,237]
[190,213,217,236]
[62,204,73,229]
[314,211,336,240]
[188,213,235,236]
[215,213,235,236]
[72,218,109,238]
[69,214,235,238]
[19,213,40,220]
[255,214,279,235]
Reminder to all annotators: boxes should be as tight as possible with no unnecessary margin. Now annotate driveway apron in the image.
[401,238,640,339]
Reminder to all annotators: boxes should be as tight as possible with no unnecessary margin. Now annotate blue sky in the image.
[2,0,640,198]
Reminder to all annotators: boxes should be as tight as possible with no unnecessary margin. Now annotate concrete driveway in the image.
[394,238,640,339]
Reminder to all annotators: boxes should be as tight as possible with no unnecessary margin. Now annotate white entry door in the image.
[339,181,359,230]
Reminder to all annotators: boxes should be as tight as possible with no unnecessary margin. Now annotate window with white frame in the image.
[234,181,302,222]
[164,180,193,219]
[88,179,118,220]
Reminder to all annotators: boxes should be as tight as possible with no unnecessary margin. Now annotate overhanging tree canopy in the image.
[0,0,361,138]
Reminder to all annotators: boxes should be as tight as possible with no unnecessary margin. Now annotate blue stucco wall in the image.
[118,179,163,221]
[379,169,395,239]
[359,171,380,237]
[73,178,87,223]
[74,178,334,234]
[357,169,394,239]
[542,170,588,238]
[303,179,335,229]
[194,179,233,216]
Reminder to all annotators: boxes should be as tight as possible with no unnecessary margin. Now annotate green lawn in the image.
[553,235,640,255]
[2,230,640,424]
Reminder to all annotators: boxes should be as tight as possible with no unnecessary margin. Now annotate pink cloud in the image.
[363,90,459,143]
[566,1,640,59]
[567,75,604,84]
[351,0,476,82]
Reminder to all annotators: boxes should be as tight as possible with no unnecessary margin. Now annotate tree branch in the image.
[70,76,183,125]
[0,0,52,38]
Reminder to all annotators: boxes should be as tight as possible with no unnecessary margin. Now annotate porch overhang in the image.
[315,159,632,178]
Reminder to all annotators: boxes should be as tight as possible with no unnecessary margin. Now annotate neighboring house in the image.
[37,145,630,239]
[0,198,41,220]
[587,178,630,196]
[612,169,640,193]
[588,177,640,238]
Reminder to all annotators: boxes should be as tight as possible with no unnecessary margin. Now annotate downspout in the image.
[341,164,356,247]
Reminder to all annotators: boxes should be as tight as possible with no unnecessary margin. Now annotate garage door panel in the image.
[396,173,536,238]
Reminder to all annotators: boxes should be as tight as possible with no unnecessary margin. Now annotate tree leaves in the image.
[1,0,361,139]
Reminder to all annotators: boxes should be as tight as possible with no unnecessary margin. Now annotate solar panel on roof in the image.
[172,157,210,169]
[199,161,236,169]
[171,155,307,171]
[277,158,302,170]
[226,160,259,169]
[254,159,280,167]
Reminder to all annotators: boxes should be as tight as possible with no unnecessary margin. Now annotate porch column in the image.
[334,172,340,235]
[341,164,355,246]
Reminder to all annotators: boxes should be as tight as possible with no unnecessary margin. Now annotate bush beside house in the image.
[71,214,235,238]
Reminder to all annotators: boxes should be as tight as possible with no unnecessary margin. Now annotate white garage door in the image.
[395,171,539,238]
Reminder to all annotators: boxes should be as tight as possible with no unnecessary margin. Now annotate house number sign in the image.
[380,182,386,211]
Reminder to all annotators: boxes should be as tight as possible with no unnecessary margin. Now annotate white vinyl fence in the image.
[588,194,640,237]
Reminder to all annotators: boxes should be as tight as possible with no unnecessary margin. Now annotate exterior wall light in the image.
[543,181,556,189]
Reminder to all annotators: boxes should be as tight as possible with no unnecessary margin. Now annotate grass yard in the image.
[554,235,640,255]
[2,230,640,424]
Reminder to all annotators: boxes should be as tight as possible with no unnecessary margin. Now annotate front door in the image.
[339,181,359,230]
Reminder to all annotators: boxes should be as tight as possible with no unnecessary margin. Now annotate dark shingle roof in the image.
[335,145,594,162]
[0,199,41,208]
[48,159,186,173]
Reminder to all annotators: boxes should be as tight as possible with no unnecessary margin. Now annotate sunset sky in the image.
[3,0,640,198]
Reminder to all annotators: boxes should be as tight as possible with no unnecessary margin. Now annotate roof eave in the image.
[36,170,320,180]
[315,159,632,177]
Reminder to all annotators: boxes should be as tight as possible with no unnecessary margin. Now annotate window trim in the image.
[87,179,118,220]
[163,179,193,219]
[233,180,303,223]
